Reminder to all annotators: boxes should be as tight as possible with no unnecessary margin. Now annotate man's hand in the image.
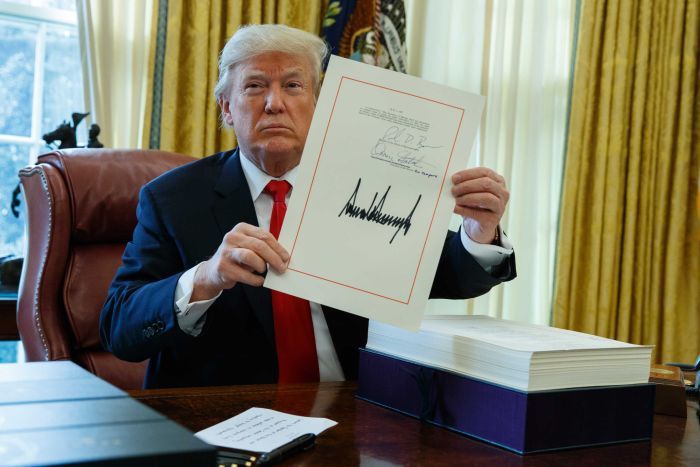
[192,223,289,301]
[451,167,510,244]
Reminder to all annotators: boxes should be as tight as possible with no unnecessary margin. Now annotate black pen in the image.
[257,433,316,465]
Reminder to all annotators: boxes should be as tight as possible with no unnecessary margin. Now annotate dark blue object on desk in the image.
[356,348,655,454]
[0,361,216,466]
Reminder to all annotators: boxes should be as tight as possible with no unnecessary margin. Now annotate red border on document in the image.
[288,76,465,304]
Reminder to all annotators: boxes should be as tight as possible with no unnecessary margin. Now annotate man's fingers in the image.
[215,259,265,288]
[232,268,265,287]
[226,225,289,271]
[247,228,291,264]
[229,248,267,274]
[209,249,268,289]
[233,236,286,272]
[206,222,291,294]
[454,204,499,219]
[452,177,509,203]
[452,167,505,186]
[231,223,290,259]
[454,192,503,213]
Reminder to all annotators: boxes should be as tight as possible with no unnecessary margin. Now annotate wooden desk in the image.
[131,382,700,466]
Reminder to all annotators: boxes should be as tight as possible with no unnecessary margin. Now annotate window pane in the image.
[42,23,86,143]
[0,144,31,257]
[3,0,75,11]
[0,341,19,363]
[0,19,36,137]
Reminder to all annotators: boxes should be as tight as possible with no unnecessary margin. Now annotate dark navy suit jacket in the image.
[100,149,516,388]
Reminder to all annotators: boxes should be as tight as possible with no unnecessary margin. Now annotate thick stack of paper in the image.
[367,315,653,391]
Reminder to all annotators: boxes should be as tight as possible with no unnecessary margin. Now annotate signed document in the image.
[195,407,336,453]
[265,56,484,330]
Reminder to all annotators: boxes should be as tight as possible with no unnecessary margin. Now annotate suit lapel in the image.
[212,149,257,233]
[212,149,275,348]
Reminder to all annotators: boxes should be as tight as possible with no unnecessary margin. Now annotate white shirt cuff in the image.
[174,262,221,336]
[459,223,514,273]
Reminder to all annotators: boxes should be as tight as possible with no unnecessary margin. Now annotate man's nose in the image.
[264,86,285,114]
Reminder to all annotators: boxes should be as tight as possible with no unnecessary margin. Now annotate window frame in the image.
[0,0,79,163]
[0,1,80,343]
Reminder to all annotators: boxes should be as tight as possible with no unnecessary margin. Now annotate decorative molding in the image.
[149,0,169,150]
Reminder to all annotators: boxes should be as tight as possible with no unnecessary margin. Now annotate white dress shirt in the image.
[174,152,513,382]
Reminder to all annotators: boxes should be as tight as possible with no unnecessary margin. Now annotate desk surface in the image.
[131,381,700,466]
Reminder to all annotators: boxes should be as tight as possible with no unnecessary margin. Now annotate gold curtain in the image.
[144,0,324,156]
[554,0,699,363]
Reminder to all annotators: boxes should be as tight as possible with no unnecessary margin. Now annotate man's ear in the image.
[219,97,234,127]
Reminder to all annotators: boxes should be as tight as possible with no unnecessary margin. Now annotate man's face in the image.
[220,51,316,176]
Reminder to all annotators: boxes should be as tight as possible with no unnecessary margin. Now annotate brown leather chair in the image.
[17,148,195,389]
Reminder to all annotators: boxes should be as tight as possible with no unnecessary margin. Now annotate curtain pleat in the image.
[150,0,324,157]
[77,0,154,149]
[406,0,575,325]
[554,0,699,362]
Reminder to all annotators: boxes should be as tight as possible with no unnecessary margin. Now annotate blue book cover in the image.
[357,348,655,454]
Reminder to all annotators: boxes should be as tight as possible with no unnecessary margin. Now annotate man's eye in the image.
[244,83,263,90]
[286,82,302,89]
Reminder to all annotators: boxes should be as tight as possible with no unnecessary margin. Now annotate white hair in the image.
[214,24,329,103]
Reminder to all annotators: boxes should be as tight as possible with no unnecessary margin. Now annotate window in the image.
[0,0,85,259]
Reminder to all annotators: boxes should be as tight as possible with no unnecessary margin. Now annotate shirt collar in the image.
[239,150,298,201]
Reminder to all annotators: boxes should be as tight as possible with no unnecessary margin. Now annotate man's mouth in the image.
[261,124,291,131]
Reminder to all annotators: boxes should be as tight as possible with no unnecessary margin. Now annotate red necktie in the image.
[264,180,320,383]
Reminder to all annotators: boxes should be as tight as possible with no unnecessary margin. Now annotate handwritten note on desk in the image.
[264,55,485,330]
[194,407,336,453]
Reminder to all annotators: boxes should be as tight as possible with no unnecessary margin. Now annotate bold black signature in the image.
[338,178,422,244]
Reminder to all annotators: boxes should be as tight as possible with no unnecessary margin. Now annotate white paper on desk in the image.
[264,55,485,330]
[194,407,336,453]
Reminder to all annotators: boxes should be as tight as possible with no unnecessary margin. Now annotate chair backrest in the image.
[17,148,195,389]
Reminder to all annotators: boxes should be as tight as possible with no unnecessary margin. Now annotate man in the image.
[100,24,515,389]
